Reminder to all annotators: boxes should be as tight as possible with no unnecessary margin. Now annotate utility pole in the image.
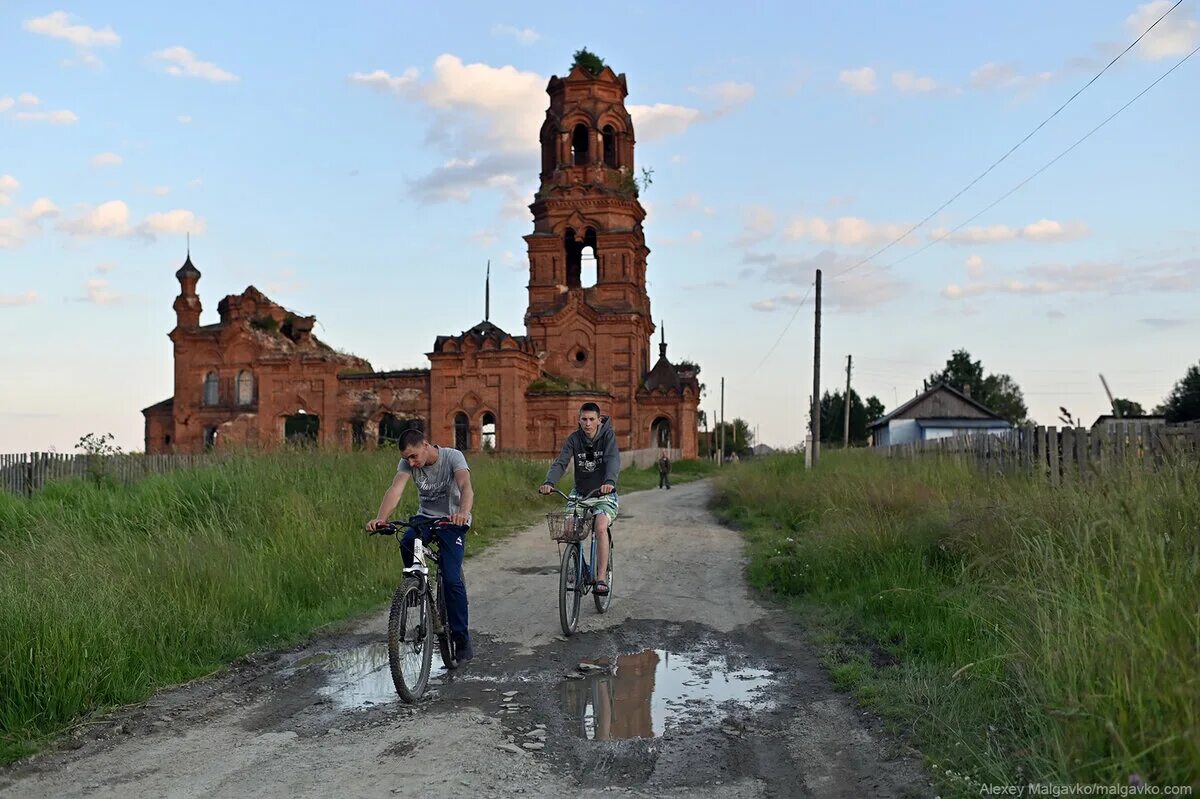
[719,377,725,465]
[843,354,852,449]
[810,269,822,467]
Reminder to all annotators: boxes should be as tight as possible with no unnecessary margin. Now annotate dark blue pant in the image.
[400,518,470,639]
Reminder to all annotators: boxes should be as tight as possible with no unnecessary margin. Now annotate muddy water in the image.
[313,643,449,710]
[559,648,775,740]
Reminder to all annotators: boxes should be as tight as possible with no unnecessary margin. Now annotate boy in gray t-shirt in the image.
[368,428,476,660]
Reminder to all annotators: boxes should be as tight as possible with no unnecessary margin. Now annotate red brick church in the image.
[143,57,700,458]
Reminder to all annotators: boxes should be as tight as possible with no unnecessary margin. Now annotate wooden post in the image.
[1048,427,1060,485]
[811,269,822,467]
[1077,426,1090,479]
[843,354,852,450]
[1062,427,1076,482]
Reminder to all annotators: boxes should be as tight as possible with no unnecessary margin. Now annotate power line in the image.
[832,0,1187,281]
[750,282,814,375]
[877,42,1199,272]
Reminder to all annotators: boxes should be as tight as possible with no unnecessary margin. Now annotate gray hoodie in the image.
[543,416,620,496]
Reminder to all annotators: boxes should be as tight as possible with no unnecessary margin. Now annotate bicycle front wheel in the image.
[559,543,582,636]
[388,578,433,703]
[594,529,613,614]
[435,575,457,670]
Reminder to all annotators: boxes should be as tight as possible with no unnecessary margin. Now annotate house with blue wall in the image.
[869,383,1011,447]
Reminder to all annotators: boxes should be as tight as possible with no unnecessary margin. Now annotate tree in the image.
[926,349,1029,424]
[1157,363,1200,423]
[1111,397,1145,417]
[572,48,605,76]
[713,418,754,457]
[813,390,885,446]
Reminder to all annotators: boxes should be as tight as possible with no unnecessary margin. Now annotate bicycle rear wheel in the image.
[594,528,613,614]
[559,543,582,636]
[387,578,432,703]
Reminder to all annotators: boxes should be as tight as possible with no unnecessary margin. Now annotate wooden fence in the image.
[881,423,1200,481]
[0,452,217,497]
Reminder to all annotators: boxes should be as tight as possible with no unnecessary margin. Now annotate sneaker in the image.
[453,633,474,662]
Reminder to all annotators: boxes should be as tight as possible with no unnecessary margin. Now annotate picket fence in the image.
[881,422,1200,481]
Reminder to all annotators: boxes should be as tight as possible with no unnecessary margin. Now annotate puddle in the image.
[314,643,448,710]
[559,649,774,740]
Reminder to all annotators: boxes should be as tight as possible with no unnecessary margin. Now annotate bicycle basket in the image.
[546,512,593,543]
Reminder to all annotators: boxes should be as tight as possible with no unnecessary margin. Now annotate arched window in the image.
[652,417,672,449]
[481,412,497,451]
[602,125,618,168]
[378,413,405,447]
[454,412,470,451]
[565,227,598,289]
[202,371,219,406]
[571,123,590,166]
[236,370,255,407]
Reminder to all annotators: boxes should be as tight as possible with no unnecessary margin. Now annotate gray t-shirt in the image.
[397,446,471,524]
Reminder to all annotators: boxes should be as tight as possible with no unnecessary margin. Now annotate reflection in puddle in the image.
[315,643,447,710]
[560,649,774,740]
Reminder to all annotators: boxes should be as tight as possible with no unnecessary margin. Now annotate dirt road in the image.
[0,480,932,798]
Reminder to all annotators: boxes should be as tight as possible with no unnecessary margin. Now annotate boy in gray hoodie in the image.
[540,402,619,595]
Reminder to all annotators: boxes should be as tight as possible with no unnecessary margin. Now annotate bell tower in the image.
[524,55,655,402]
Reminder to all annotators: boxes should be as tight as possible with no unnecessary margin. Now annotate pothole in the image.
[558,648,774,740]
[507,565,559,575]
[314,643,448,710]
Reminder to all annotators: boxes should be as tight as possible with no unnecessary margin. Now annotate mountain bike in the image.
[541,487,614,636]
[368,516,461,702]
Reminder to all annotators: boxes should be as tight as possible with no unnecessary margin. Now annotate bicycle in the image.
[368,516,462,703]
[541,487,615,636]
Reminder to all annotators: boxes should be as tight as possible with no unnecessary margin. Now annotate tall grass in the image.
[0,450,550,764]
[713,451,1200,792]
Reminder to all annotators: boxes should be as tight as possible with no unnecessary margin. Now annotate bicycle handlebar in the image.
[538,486,606,501]
[366,516,451,536]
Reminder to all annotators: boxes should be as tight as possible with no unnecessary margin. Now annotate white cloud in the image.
[91,152,123,168]
[59,200,132,237]
[671,154,687,165]
[1128,1,1200,60]
[0,290,39,307]
[969,62,1055,92]
[14,109,79,125]
[0,196,59,248]
[0,175,19,205]
[81,278,124,305]
[491,24,540,45]
[18,93,40,106]
[151,185,171,196]
[733,205,777,246]
[941,257,1200,299]
[96,261,117,273]
[930,219,1088,245]
[689,80,755,117]
[23,11,119,48]
[139,209,206,236]
[177,115,193,125]
[152,47,239,82]
[471,229,498,247]
[753,251,907,313]
[188,178,203,188]
[783,215,912,247]
[348,67,421,96]
[965,254,985,279]
[628,103,704,140]
[0,97,12,113]
[838,67,878,94]
[891,70,948,94]
[57,201,205,240]
[688,229,703,241]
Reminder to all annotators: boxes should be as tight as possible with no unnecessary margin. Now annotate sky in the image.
[1,1,1198,453]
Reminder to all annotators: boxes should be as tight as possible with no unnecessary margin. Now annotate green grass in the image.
[712,450,1200,794]
[0,450,557,764]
